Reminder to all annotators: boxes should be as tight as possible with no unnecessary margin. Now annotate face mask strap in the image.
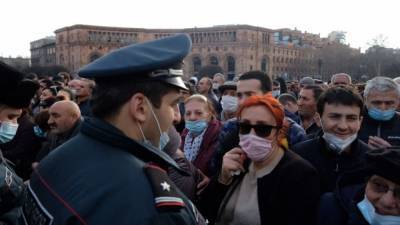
[144,98,163,137]
[137,122,148,143]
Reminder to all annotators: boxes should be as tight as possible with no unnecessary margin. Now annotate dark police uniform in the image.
[21,34,206,225]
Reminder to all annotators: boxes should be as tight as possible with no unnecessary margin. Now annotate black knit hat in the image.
[0,61,39,108]
[366,147,400,185]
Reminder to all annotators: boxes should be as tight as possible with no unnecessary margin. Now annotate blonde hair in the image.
[184,94,216,118]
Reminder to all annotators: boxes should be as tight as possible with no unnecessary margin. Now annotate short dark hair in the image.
[302,85,324,101]
[317,86,363,116]
[278,93,297,105]
[239,71,272,93]
[91,76,178,119]
[59,87,76,102]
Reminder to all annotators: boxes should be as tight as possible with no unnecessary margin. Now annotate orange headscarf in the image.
[237,93,289,150]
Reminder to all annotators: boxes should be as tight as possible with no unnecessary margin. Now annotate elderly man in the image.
[23,34,205,225]
[35,100,82,162]
[358,76,400,148]
[318,147,400,225]
[331,73,352,86]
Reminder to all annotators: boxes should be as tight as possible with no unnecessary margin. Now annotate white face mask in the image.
[357,195,400,225]
[322,132,357,153]
[272,90,280,98]
[319,117,357,153]
[221,95,239,113]
[212,83,220,90]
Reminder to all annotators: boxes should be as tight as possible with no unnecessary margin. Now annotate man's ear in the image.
[128,93,148,123]
[314,113,322,127]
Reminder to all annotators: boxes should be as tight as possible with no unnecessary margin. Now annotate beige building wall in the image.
[55,24,319,80]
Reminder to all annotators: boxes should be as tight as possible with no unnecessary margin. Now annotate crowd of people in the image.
[0,34,399,225]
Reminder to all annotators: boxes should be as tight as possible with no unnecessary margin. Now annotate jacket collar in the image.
[81,117,186,174]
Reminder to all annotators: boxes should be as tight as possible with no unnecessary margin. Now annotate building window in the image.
[261,58,268,72]
[89,53,101,62]
[227,56,235,74]
[210,56,219,65]
[193,57,202,72]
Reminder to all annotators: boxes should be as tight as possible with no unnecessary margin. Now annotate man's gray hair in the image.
[364,76,400,99]
[331,73,352,84]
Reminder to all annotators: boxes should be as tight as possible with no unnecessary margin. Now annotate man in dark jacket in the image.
[0,111,42,180]
[318,147,400,225]
[34,100,82,162]
[293,87,370,193]
[297,84,324,136]
[358,76,400,148]
[0,61,39,223]
[22,35,205,225]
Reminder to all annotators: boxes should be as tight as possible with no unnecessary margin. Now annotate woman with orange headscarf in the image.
[198,94,320,225]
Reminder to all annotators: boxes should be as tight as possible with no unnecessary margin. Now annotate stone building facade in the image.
[55,24,320,80]
[30,37,56,67]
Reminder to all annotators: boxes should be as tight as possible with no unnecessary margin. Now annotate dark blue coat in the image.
[358,111,400,146]
[21,117,203,225]
[318,171,370,225]
[292,137,369,193]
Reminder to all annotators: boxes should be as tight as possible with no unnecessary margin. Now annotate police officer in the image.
[22,34,206,225]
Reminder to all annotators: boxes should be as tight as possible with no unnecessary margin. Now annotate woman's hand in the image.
[218,147,246,185]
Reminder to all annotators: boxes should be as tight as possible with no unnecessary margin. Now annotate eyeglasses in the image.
[369,179,400,201]
[238,122,277,137]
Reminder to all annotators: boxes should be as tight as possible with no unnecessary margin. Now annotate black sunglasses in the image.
[238,122,277,137]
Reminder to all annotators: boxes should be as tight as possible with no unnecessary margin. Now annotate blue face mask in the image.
[137,99,170,150]
[185,120,208,135]
[33,126,47,138]
[368,107,396,121]
[357,196,400,225]
[0,122,19,144]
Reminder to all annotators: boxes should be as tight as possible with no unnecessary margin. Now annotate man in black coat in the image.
[34,100,82,162]
[293,87,370,193]
[318,147,400,225]
[358,76,400,148]
[22,34,205,225]
[0,61,39,223]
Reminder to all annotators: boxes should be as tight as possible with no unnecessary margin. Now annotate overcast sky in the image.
[2,0,399,57]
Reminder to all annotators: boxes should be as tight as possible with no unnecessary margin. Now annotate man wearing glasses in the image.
[292,86,370,193]
[318,147,400,225]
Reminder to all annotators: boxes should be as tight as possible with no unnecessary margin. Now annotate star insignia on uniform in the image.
[160,181,171,192]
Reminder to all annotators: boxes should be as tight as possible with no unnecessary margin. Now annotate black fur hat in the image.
[0,61,39,108]
[367,147,400,185]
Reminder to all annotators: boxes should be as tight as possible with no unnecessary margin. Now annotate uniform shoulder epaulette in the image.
[144,163,185,210]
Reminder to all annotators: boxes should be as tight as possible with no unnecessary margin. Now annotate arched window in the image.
[193,56,202,72]
[89,53,101,62]
[59,54,64,64]
[227,56,235,73]
[261,58,268,72]
[210,56,219,65]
